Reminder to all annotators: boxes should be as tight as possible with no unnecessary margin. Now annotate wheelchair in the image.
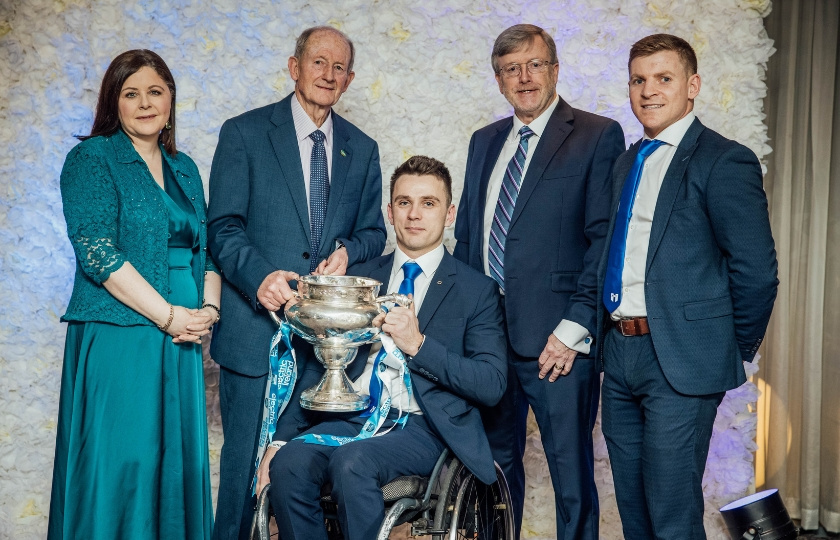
[250,448,515,540]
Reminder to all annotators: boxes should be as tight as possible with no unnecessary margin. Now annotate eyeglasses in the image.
[497,59,555,78]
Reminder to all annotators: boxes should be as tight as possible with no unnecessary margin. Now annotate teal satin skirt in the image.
[48,248,213,539]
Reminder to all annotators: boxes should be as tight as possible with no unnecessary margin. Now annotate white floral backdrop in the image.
[0,0,774,538]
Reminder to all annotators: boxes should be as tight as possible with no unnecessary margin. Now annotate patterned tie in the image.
[488,125,536,292]
[309,130,329,273]
[366,261,422,412]
[603,138,666,312]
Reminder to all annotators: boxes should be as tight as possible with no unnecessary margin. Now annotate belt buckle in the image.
[619,319,632,337]
[617,318,636,337]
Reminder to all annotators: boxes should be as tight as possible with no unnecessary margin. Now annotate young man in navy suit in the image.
[453,24,625,539]
[207,26,386,540]
[598,34,778,538]
[255,156,508,540]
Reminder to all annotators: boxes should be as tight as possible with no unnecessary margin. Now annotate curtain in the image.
[759,0,840,532]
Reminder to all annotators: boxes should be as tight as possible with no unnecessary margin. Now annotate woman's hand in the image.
[168,306,214,343]
[255,446,280,496]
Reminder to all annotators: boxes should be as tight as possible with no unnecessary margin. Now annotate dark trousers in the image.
[601,328,723,540]
[268,413,445,540]
[213,367,267,540]
[482,341,601,540]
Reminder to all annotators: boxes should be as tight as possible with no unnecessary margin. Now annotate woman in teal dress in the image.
[48,50,220,539]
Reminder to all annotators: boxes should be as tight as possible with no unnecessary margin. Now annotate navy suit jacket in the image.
[454,98,625,359]
[597,118,778,395]
[207,93,386,376]
[274,250,508,485]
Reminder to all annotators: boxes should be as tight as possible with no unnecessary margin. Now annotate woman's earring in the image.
[165,121,172,130]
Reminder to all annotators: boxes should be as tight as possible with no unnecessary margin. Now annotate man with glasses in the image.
[453,23,625,540]
[207,26,386,540]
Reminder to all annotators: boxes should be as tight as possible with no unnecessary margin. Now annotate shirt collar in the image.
[509,94,560,141]
[391,244,445,281]
[645,111,695,148]
[291,92,333,144]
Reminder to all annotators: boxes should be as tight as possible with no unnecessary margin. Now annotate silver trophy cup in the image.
[268,275,412,412]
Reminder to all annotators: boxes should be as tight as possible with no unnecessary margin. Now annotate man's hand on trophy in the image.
[314,245,348,276]
[257,270,300,311]
[381,300,424,357]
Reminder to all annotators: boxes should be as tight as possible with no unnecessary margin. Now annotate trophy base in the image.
[300,390,370,412]
[299,366,370,412]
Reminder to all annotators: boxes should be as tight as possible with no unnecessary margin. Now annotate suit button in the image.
[302,252,310,259]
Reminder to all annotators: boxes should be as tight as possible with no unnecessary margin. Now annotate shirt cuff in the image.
[552,319,592,355]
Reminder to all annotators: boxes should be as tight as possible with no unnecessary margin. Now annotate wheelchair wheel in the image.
[431,459,515,540]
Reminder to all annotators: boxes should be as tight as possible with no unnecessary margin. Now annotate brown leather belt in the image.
[613,317,650,336]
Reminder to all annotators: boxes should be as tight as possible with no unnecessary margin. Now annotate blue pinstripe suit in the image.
[597,117,778,538]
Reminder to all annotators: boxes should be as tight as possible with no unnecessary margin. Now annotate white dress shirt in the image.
[613,111,696,318]
[481,95,591,354]
[291,93,334,208]
[352,244,445,414]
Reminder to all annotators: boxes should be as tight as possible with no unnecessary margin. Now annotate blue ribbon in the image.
[296,333,413,447]
[251,320,297,494]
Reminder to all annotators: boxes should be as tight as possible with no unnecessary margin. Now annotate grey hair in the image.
[294,26,355,72]
[491,24,558,73]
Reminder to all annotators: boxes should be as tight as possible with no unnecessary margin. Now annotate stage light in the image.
[720,489,799,540]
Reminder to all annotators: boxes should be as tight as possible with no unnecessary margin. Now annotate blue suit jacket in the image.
[207,93,386,376]
[274,250,508,485]
[597,118,778,395]
[454,98,625,359]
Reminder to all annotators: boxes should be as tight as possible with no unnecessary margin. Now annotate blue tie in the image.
[309,130,329,273]
[366,261,422,412]
[488,125,535,292]
[603,139,665,312]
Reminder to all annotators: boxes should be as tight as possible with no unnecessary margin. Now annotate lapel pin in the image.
[437,281,443,285]
[340,149,347,157]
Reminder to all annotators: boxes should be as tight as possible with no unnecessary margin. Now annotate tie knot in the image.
[310,130,325,144]
[401,261,422,282]
[518,125,535,140]
[638,138,665,158]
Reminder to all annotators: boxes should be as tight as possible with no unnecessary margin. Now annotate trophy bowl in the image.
[268,275,411,412]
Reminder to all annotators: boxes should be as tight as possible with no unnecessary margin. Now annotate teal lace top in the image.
[60,129,218,326]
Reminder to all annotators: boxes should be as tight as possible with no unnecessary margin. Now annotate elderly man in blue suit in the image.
[454,24,625,539]
[254,156,508,540]
[598,34,778,539]
[206,26,386,540]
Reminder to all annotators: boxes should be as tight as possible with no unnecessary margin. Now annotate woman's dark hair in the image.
[80,49,177,155]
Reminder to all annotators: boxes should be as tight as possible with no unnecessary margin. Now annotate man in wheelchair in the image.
[254,155,508,540]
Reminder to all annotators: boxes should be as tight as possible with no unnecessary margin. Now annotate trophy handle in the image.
[268,310,284,326]
[374,293,413,311]
[268,292,302,326]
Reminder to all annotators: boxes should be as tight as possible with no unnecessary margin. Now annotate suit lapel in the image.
[510,99,573,229]
[604,145,636,249]
[368,253,394,292]
[479,119,512,212]
[598,146,637,283]
[645,118,705,272]
[417,251,456,332]
[321,113,352,248]
[268,96,311,244]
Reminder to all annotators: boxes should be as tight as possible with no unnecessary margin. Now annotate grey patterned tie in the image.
[309,130,329,273]
[488,125,535,292]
